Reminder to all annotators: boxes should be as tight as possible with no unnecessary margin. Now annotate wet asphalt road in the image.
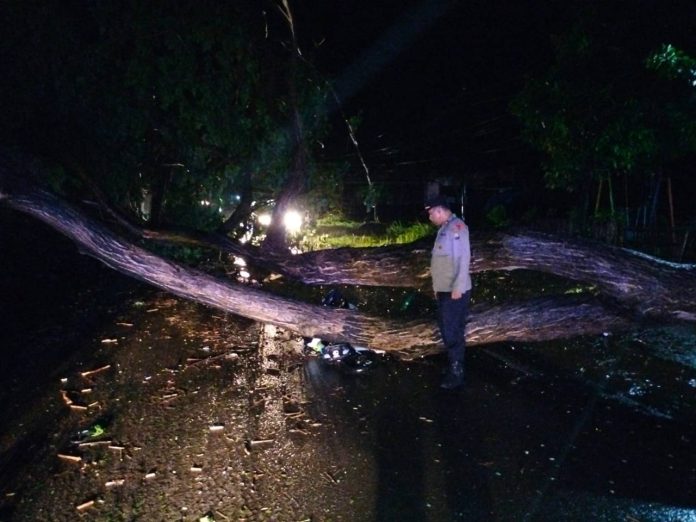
[2,210,696,521]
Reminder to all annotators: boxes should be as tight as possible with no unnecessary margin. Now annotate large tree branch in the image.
[1,178,633,356]
[71,180,696,325]
[1,151,690,361]
[262,232,696,322]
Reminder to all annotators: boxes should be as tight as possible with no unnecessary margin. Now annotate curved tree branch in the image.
[1,151,691,361]
[1,178,632,356]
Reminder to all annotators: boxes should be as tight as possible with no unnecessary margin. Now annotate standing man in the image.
[426,195,472,389]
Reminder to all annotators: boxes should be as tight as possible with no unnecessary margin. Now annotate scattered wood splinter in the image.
[76,500,95,512]
[323,471,339,484]
[244,439,274,451]
[79,440,112,448]
[60,390,73,406]
[58,453,82,463]
[80,365,111,378]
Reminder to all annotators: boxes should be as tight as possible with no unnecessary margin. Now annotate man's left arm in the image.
[451,221,470,299]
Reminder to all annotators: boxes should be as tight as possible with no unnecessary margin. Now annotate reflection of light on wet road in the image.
[542,491,696,521]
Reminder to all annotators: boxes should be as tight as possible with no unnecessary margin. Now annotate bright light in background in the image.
[256,209,304,233]
[257,213,272,227]
[283,210,303,234]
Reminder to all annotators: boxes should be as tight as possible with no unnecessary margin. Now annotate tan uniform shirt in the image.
[430,215,472,293]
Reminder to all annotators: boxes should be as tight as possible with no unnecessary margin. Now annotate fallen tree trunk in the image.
[2,152,692,355]
[108,204,696,323]
[261,235,696,322]
[110,215,696,323]
[56,155,695,323]
[0,183,633,355]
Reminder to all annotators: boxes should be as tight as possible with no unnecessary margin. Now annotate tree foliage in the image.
[511,7,696,194]
[0,0,333,231]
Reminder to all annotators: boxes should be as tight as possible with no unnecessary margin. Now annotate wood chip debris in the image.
[80,365,111,378]
[323,471,338,484]
[58,453,82,463]
[76,500,95,512]
[244,439,274,451]
[60,390,73,406]
[78,440,112,448]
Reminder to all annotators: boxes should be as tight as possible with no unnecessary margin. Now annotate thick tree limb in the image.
[1,179,633,355]
[262,231,696,322]
[74,183,696,325]
[127,218,696,323]
[1,152,690,359]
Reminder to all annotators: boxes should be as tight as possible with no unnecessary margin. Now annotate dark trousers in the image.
[437,291,471,364]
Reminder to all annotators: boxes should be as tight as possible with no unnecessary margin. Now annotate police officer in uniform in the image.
[425,195,472,389]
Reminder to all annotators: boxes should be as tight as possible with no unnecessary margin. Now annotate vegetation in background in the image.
[0,1,338,235]
[511,4,695,236]
[299,219,432,250]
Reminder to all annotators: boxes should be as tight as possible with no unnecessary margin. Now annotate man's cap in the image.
[424,195,451,211]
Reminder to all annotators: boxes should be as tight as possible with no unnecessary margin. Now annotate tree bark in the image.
[263,233,696,322]
[1,180,633,357]
[262,0,308,252]
[2,152,695,359]
[76,213,696,325]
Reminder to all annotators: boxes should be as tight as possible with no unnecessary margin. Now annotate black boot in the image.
[440,361,464,389]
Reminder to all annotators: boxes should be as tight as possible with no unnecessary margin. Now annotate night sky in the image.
[286,0,695,215]
[302,0,554,175]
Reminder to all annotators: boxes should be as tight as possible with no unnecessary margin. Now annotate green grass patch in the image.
[300,220,432,250]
